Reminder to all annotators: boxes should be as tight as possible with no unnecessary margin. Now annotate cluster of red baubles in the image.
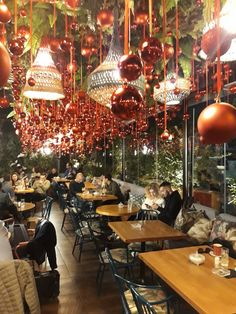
[0,0,236,153]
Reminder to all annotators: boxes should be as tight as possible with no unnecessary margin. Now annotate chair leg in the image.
[72,235,78,255]
[97,264,105,295]
[78,240,83,262]
[61,213,67,230]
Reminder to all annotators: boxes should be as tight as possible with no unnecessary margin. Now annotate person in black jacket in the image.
[16,219,57,270]
[158,181,182,226]
[104,174,124,203]
[69,172,85,198]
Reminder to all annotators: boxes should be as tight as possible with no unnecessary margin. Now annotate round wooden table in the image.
[96,204,139,220]
[15,188,34,194]
[77,193,118,202]
[17,202,35,212]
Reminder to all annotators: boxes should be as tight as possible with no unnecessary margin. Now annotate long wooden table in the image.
[15,188,34,194]
[139,246,236,314]
[96,204,139,220]
[108,220,186,249]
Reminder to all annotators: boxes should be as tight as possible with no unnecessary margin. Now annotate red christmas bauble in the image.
[84,33,96,46]
[0,42,11,87]
[160,129,170,141]
[201,27,232,61]
[17,25,30,40]
[134,8,148,25]
[140,37,162,64]
[0,3,11,24]
[111,85,143,120]
[0,97,9,108]
[50,38,60,53]
[19,8,27,18]
[197,102,236,144]
[118,54,143,82]
[97,9,114,28]
[164,43,175,59]
[28,77,35,86]
[9,38,24,56]
[60,37,72,52]
[65,0,80,8]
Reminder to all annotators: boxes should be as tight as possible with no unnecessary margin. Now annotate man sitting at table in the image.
[47,167,58,182]
[69,172,85,198]
[2,174,15,199]
[0,183,20,222]
[32,174,50,202]
[158,181,182,226]
[64,162,76,180]
[104,174,124,203]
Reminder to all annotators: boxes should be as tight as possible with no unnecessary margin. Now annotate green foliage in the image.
[228,178,236,205]
[23,152,57,173]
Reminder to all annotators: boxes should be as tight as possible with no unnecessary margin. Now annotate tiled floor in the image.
[40,204,121,314]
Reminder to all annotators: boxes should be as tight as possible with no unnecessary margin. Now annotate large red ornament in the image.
[197,102,236,144]
[9,38,24,56]
[134,7,148,25]
[60,37,72,52]
[140,37,162,64]
[201,27,232,61]
[17,25,30,40]
[0,3,11,24]
[0,97,9,108]
[164,43,175,59]
[111,85,143,120]
[50,38,60,53]
[65,0,80,8]
[97,9,114,28]
[0,42,11,87]
[118,54,143,82]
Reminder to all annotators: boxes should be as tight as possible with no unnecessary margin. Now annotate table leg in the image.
[140,242,146,281]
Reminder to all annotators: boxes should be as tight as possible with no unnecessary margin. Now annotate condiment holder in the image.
[189,252,205,266]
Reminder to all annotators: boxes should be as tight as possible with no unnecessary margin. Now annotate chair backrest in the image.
[87,222,107,264]
[42,196,54,220]
[139,209,158,221]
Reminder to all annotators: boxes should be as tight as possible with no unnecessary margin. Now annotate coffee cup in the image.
[213,243,222,256]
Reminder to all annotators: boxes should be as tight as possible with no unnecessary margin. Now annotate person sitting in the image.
[104,174,124,203]
[2,174,15,199]
[158,181,182,226]
[64,162,76,180]
[47,167,58,182]
[69,172,85,198]
[11,173,23,189]
[32,174,50,202]
[0,220,13,261]
[142,183,165,215]
[0,182,20,222]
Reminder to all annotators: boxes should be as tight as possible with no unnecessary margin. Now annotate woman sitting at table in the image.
[69,172,85,198]
[141,183,165,216]
[11,173,24,190]
[2,174,15,199]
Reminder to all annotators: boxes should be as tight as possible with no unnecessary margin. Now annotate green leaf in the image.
[7,110,16,119]
[179,55,191,77]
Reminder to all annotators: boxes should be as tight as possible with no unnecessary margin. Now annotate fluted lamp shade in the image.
[23,47,64,101]
[87,8,145,107]
[154,73,191,106]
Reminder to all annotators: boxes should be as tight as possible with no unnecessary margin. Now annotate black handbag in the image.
[34,269,60,300]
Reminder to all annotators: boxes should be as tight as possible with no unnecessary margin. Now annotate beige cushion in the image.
[187,218,212,244]
[124,287,168,314]
[101,248,132,264]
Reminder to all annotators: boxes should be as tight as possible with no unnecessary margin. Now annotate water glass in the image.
[221,247,229,269]
[21,198,25,208]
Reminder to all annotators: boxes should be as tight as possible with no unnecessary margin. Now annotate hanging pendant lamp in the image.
[23,46,64,101]
[87,6,145,107]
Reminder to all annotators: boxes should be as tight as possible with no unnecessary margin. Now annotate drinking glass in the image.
[220,247,229,269]
[21,198,25,208]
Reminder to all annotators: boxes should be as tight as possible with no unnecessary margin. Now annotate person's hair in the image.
[104,173,112,181]
[160,181,171,188]
[67,162,72,167]
[3,174,11,182]
[145,183,159,199]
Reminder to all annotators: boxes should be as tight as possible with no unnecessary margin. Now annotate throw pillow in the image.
[174,207,208,233]
[187,218,212,244]
[209,216,236,242]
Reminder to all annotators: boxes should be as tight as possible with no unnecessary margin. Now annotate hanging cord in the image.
[175,0,179,78]
[53,0,56,38]
[14,0,18,35]
[30,0,33,66]
[149,0,153,36]
[215,0,221,102]
[124,0,129,54]
[162,0,167,131]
